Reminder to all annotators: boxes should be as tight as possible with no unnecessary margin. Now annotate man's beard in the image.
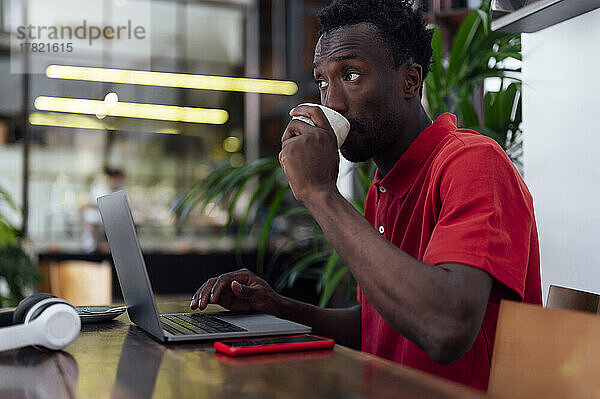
[340,115,399,163]
[340,138,376,162]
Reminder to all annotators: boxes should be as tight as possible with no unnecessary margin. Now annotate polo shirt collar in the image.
[373,113,457,198]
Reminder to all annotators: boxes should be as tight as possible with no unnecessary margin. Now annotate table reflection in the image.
[111,327,165,399]
[0,348,78,399]
[42,302,486,398]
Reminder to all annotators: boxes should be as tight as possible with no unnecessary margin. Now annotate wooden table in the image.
[0,301,491,399]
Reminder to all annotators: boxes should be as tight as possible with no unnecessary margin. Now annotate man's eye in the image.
[316,80,328,89]
[345,72,360,81]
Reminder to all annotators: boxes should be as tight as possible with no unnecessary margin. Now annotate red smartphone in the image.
[213,334,335,356]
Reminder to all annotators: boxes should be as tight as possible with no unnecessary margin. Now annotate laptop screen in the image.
[97,191,165,340]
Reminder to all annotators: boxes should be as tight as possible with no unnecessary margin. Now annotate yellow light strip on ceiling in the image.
[29,112,109,130]
[46,65,299,95]
[34,96,229,125]
[29,112,181,135]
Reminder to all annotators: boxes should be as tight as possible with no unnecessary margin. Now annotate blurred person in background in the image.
[81,167,126,252]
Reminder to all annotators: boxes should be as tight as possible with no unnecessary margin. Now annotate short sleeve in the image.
[423,140,535,299]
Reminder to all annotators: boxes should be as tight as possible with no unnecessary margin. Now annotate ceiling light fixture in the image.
[46,65,299,95]
[34,96,229,124]
[29,112,182,135]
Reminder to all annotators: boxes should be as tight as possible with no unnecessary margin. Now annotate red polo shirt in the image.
[358,113,541,391]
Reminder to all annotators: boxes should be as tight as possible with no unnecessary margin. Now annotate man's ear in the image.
[404,63,423,99]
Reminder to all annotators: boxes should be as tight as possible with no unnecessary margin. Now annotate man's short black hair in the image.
[318,0,433,82]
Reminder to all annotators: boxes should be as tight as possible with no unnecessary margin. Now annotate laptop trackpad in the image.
[215,314,309,333]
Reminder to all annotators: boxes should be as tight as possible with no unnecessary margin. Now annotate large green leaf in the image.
[446,11,482,88]
[172,158,281,222]
[0,187,22,248]
[424,0,522,165]
[0,188,18,212]
[235,170,280,257]
[459,100,480,127]
[256,185,289,274]
[317,250,340,293]
[426,26,445,117]
[429,26,443,93]
[276,249,331,290]
[319,266,348,307]
[266,231,320,277]
[0,187,39,307]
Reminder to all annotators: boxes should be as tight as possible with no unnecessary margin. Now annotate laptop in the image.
[97,190,311,343]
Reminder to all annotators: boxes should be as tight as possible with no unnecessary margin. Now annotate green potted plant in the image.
[424,0,522,166]
[0,187,41,307]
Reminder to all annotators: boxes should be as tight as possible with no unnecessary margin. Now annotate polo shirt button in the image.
[379,186,386,193]
[379,225,385,234]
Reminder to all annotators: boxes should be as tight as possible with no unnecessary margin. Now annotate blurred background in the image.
[2,0,595,309]
[0,0,521,307]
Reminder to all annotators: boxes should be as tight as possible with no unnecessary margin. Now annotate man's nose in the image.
[323,81,347,115]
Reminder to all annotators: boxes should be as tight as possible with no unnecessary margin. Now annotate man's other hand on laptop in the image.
[190,268,281,315]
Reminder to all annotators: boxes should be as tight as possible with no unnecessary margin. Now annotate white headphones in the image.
[0,293,81,352]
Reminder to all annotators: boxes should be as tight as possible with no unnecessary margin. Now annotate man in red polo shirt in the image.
[190,0,541,391]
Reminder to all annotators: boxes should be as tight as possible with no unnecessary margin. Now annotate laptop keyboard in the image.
[160,313,246,336]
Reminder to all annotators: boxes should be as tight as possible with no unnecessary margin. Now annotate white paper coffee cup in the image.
[290,103,350,148]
